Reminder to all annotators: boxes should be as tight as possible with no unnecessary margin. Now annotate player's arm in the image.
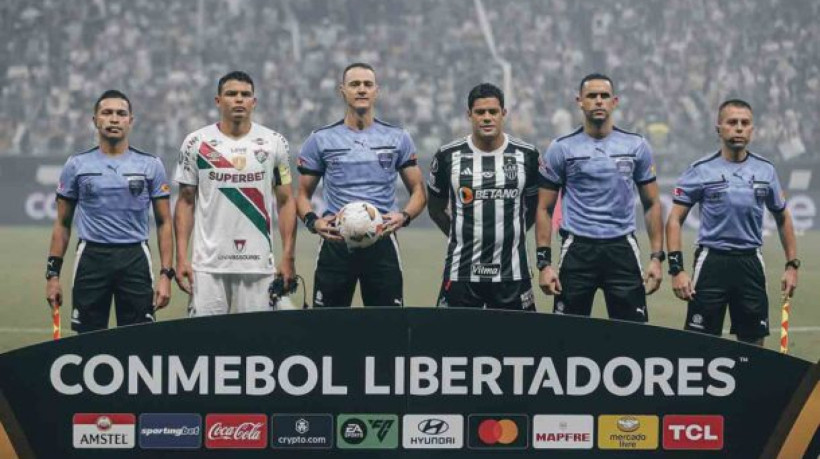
[273,181,297,286]
[174,184,196,294]
[427,192,450,236]
[296,174,342,241]
[637,180,664,294]
[152,197,173,309]
[666,203,694,301]
[772,208,798,298]
[384,165,426,234]
[46,198,76,310]
[536,187,561,295]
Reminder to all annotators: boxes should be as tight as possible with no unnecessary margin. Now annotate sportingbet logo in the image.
[337,414,398,449]
[205,414,266,449]
[73,413,135,449]
[138,413,201,450]
[663,415,723,450]
[532,415,593,449]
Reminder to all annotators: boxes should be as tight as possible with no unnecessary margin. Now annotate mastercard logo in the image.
[478,419,519,445]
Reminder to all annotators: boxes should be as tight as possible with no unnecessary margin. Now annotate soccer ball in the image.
[337,201,384,249]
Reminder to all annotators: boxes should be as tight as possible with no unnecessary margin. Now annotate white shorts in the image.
[188,271,294,316]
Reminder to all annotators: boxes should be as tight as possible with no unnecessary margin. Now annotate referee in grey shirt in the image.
[46,90,173,332]
[536,74,665,322]
[666,99,799,345]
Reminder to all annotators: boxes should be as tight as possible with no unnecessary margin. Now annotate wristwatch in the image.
[650,251,666,262]
[785,259,801,270]
[159,267,176,280]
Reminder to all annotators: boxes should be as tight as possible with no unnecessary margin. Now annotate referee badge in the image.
[377,152,394,170]
[615,158,634,177]
[127,177,145,196]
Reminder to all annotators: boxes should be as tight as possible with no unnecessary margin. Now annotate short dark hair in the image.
[578,73,615,94]
[94,90,131,114]
[341,62,376,83]
[718,98,753,119]
[218,71,255,95]
[467,83,505,110]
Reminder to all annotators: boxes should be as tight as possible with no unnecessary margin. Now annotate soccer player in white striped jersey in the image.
[428,83,540,310]
[174,71,297,315]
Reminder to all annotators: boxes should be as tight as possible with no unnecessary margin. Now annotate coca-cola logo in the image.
[205,414,267,449]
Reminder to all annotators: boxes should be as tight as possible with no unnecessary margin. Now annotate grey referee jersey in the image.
[427,134,540,282]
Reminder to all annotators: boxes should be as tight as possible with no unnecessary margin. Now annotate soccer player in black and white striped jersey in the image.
[427,83,540,310]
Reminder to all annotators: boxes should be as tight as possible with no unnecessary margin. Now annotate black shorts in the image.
[554,231,648,322]
[436,279,536,311]
[72,241,155,333]
[312,234,403,307]
[684,247,769,340]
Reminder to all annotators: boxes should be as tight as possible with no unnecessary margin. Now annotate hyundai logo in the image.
[418,419,450,436]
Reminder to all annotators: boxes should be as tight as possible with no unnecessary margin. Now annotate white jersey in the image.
[175,122,292,274]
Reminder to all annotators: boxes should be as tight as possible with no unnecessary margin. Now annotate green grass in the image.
[1,226,818,361]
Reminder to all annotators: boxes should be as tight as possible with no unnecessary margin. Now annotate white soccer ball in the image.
[337,201,384,249]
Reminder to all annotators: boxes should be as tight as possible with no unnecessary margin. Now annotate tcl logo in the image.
[663,415,723,450]
[205,414,267,449]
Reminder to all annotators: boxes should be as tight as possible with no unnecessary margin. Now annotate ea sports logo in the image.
[340,418,367,445]
[478,419,519,445]
[458,187,474,204]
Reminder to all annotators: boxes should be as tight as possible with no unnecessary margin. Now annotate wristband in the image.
[401,211,412,227]
[46,256,63,280]
[668,251,684,276]
[536,246,552,271]
[304,212,319,234]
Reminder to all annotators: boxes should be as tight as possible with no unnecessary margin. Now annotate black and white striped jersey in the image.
[427,134,540,281]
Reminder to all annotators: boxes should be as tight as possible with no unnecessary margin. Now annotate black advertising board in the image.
[0,308,818,458]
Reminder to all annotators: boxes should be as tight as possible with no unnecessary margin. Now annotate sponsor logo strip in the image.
[271,414,333,449]
[73,413,135,449]
[532,415,594,449]
[337,414,399,449]
[402,414,464,449]
[468,414,528,450]
[205,414,267,449]
[598,415,659,450]
[138,413,201,450]
[663,415,724,450]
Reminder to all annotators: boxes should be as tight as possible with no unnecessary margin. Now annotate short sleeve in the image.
[767,168,787,212]
[396,130,418,170]
[538,142,564,190]
[297,132,324,176]
[174,133,199,185]
[426,149,449,198]
[672,165,703,207]
[273,135,292,186]
[633,139,657,185]
[56,156,79,200]
[148,157,171,198]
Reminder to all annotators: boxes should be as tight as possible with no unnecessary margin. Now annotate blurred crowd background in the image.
[1,0,817,175]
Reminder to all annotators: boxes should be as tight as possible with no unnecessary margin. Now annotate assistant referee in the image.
[45,90,173,332]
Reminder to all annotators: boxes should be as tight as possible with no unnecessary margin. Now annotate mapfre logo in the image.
[205,414,267,449]
[663,415,723,450]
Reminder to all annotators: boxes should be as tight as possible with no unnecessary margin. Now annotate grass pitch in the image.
[0,226,818,361]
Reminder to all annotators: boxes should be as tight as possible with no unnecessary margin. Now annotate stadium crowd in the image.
[1,0,818,174]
